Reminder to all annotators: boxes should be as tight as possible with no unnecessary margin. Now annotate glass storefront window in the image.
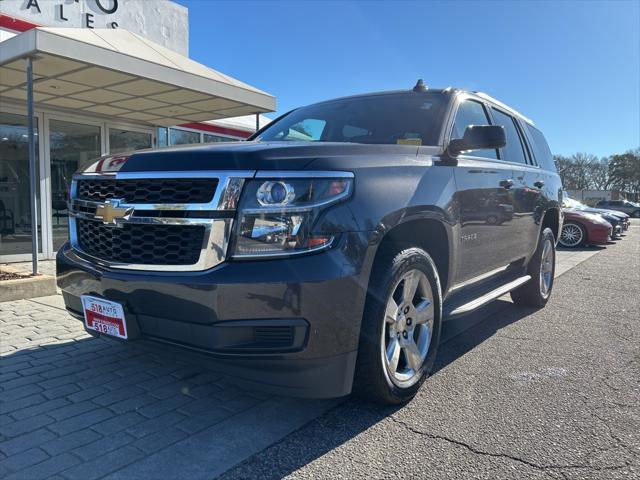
[49,120,101,251]
[203,133,237,143]
[170,128,200,145]
[0,112,41,257]
[157,127,168,148]
[109,128,152,154]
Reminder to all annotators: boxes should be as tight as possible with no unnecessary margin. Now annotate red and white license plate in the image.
[81,295,128,339]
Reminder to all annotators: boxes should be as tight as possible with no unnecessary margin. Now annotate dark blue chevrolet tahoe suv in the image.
[57,82,563,404]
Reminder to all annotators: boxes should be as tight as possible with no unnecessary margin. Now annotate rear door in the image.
[522,121,563,237]
[450,98,517,283]
[490,107,542,259]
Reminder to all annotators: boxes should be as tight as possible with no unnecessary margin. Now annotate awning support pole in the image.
[255,113,259,133]
[26,56,39,276]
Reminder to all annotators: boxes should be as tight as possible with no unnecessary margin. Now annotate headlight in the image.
[231,173,353,258]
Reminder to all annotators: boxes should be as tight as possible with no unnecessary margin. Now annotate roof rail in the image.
[474,91,535,125]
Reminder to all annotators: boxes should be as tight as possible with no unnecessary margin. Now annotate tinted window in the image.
[451,100,497,159]
[203,133,239,143]
[491,109,527,164]
[170,128,200,145]
[256,93,447,146]
[525,124,555,172]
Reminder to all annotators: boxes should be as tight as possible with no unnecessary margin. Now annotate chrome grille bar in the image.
[68,171,255,272]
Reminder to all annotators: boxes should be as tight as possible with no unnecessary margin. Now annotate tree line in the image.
[553,148,640,197]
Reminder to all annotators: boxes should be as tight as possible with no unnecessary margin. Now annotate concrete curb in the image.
[0,266,57,302]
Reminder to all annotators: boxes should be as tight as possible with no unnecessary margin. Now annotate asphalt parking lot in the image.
[223,221,640,480]
[1,221,638,479]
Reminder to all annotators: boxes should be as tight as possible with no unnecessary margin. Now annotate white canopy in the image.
[0,27,275,125]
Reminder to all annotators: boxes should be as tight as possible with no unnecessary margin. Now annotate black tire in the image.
[559,222,587,248]
[510,227,556,308]
[353,248,442,405]
[632,210,640,218]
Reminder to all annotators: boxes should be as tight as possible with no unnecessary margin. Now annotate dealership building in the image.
[0,0,275,263]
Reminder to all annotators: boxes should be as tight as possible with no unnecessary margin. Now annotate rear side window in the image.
[525,124,555,172]
[451,100,497,159]
[491,109,527,164]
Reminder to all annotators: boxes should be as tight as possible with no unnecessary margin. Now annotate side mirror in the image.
[448,125,506,157]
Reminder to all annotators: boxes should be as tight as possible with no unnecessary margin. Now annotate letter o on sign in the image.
[95,0,118,14]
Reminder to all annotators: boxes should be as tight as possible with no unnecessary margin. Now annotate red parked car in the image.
[559,209,612,248]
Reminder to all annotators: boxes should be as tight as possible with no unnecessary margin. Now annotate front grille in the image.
[77,178,218,204]
[76,219,205,265]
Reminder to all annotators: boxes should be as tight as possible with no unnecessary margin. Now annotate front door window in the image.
[0,112,41,257]
[451,100,498,159]
[49,119,101,251]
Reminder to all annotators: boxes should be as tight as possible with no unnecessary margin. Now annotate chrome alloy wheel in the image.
[559,223,583,247]
[381,269,435,387]
[539,238,554,298]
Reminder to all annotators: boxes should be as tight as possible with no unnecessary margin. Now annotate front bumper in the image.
[588,226,611,245]
[611,224,622,237]
[57,232,374,398]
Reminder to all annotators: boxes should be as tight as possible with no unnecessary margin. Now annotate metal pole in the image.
[26,57,39,276]
[255,113,259,133]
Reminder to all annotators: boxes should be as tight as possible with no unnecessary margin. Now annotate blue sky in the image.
[177,0,639,157]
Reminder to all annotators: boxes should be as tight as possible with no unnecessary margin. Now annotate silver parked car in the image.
[595,199,640,218]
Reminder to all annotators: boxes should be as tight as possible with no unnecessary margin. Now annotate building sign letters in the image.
[21,0,120,29]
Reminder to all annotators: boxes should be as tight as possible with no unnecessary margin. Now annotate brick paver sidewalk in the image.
[0,297,332,479]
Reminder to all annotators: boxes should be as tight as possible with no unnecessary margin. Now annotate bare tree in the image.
[609,149,640,198]
[570,153,599,189]
[555,153,613,190]
[589,158,610,190]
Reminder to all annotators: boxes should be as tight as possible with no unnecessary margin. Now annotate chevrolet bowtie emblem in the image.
[95,199,134,226]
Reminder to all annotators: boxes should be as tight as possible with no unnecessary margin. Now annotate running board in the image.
[445,275,531,319]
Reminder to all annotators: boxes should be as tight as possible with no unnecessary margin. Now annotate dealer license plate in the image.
[81,295,128,339]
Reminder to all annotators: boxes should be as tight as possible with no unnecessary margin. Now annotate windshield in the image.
[255,93,448,146]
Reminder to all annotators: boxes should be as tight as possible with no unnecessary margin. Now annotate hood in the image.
[574,206,627,219]
[80,141,432,174]
[601,209,629,219]
[599,213,619,224]
[563,208,611,226]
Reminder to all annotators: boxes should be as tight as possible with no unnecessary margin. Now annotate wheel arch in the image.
[540,207,561,243]
[370,211,454,294]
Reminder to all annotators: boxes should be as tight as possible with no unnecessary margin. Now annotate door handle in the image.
[533,180,545,188]
[499,179,513,189]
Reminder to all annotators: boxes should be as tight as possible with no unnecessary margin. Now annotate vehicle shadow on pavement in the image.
[218,299,542,480]
[433,300,538,374]
[557,245,608,252]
